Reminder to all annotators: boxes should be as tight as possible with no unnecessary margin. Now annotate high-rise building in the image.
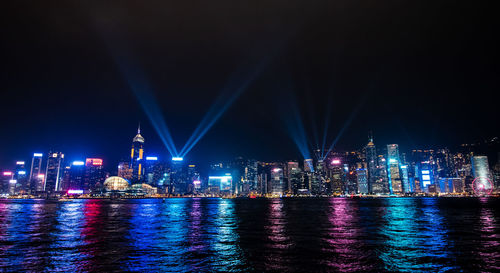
[329,159,344,194]
[84,158,104,192]
[471,155,492,190]
[356,168,369,194]
[372,155,389,194]
[270,167,284,196]
[304,159,313,172]
[44,152,64,193]
[387,144,402,194]
[287,161,300,193]
[365,133,377,193]
[14,161,28,194]
[67,161,85,191]
[416,161,434,191]
[130,125,145,182]
[29,153,44,192]
[401,165,410,193]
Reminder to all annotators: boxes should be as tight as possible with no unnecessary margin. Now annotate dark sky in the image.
[1,0,498,170]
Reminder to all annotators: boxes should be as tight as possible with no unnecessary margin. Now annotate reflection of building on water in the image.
[102,176,157,196]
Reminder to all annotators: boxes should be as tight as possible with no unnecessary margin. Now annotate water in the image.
[0,198,499,272]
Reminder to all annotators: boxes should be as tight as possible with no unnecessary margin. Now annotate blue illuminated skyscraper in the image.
[387,144,402,194]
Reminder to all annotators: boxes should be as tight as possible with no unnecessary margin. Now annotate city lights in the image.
[172,157,183,161]
[72,161,85,166]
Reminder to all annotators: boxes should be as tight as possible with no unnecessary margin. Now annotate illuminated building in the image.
[84,158,105,192]
[387,144,402,194]
[304,159,313,172]
[145,156,167,188]
[118,162,133,181]
[29,153,44,192]
[14,161,28,194]
[287,161,300,194]
[329,159,344,194]
[130,125,145,182]
[365,133,377,193]
[344,164,358,194]
[471,156,492,188]
[438,177,465,193]
[270,167,284,196]
[130,183,158,196]
[44,152,64,193]
[208,174,233,195]
[67,161,85,192]
[372,155,389,194]
[416,161,434,191]
[356,168,368,194]
[1,171,13,194]
[104,176,130,191]
[400,165,410,193]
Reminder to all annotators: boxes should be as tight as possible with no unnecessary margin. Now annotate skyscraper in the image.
[130,125,145,182]
[29,153,43,192]
[270,167,284,196]
[356,168,369,194]
[471,155,492,189]
[44,151,64,193]
[365,133,377,193]
[387,144,402,194]
[84,158,104,192]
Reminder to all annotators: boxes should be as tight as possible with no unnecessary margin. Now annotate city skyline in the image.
[1,125,498,197]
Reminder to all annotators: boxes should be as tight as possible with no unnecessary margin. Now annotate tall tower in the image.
[387,144,402,194]
[44,151,64,193]
[131,124,145,182]
[365,132,377,193]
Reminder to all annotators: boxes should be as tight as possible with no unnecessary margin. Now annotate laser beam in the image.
[179,58,268,158]
[322,95,368,160]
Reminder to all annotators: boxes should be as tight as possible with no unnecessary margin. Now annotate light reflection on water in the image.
[0,197,499,272]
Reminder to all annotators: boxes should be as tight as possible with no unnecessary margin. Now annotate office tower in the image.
[14,161,28,193]
[304,159,313,172]
[29,153,43,192]
[416,161,434,191]
[144,156,164,186]
[329,159,344,194]
[357,168,369,194]
[270,167,284,196]
[365,133,377,193]
[1,171,13,194]
[84,158,104,192]
[65,161,85,191]
[286,161,299,193]
[289,165,303,195]
[44,152,64,193]
[344,163,358,194]
[387,144,402,194]
[207,173,233,195]
[130,125,145,182]
[244,159,258,194]
[372,155,389,194]
[400,165,410,193]
[471,155,492,189]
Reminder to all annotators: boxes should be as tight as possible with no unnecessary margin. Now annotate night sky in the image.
[1,1,498,170]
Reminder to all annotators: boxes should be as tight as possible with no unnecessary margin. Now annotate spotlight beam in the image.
[106,43,179,157]
[322,95,368,160]
[320,94,333,159]
[179,59,268,158]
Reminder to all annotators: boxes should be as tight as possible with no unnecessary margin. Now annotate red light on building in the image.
[86,158,103,166]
